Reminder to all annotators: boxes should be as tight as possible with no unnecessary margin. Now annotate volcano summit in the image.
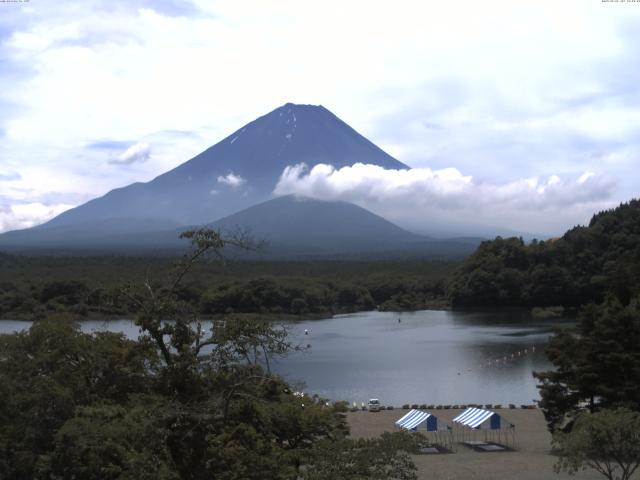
[0,104,479,258]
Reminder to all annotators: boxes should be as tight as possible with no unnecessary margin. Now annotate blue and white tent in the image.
[396,409,439,432]
[452,407,512,430]
[452,407,516,447]
[395,409,452,449]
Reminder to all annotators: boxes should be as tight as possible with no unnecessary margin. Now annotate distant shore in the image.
[347,408,602,480]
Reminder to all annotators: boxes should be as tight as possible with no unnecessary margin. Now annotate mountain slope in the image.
[36,103,408,231]
[209,195,423,256]
[0,194,481,259]
[1,195,410,253]
[204,195,480,259]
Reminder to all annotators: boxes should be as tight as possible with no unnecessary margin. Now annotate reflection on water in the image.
[0,310,569,406]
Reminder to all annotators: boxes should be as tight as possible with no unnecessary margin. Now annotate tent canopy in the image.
[452,407,513,430]
[395,409,439,432]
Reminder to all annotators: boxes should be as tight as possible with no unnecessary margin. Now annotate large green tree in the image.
[0,229,418,479]
[301,432,421,480]
[553,408,640,480]
[0,319,157,479]
[535,297,640,431]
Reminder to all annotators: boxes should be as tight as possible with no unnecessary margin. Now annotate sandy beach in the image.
[347,408,607,480]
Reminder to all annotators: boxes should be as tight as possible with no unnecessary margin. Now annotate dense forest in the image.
[2,200,640,320]
[0,230,424,479]
[2,202,640,477]
[535,296,640,431]
[443,199,640,446]
[0,255,454,320]
[448,200,640,308]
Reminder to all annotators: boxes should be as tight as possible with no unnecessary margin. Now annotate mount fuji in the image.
[0,103,480,257]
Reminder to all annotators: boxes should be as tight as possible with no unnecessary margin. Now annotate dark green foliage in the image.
[553,408,640,480]
[40,279,89,305]
[448,236,541,307]
[301,431,421,480]
[535,297,640,431]
[0,318,157,479]
[0,230,419,479]
[449,200,640,308]
[0,254,456,319]
[39,400,178,480]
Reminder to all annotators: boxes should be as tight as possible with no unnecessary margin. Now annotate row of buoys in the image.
[456,345,538,375]
[479,345,536,369]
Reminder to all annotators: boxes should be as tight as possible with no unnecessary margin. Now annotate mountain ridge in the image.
[37,103,408,231]
[0,194,482,259]
[0,103,483,258]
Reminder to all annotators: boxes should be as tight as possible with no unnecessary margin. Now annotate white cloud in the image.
[578,171,595,184]
[217,172,246,188]
[0,202,74,233]
[274,163,616,235]
[109,142,151,165]
[0,0,638,233]
[275,163,473,206]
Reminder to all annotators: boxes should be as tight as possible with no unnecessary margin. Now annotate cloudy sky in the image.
[1,0,639,236]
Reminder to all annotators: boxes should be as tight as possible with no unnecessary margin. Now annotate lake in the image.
[0,309,566,406]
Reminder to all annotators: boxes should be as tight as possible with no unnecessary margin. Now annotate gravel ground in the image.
[347,408,608,480]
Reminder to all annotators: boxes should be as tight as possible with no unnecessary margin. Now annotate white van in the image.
[368,398,381,412]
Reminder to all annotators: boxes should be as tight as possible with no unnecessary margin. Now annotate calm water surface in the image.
[277,310,565,406]
[0,310,566,406]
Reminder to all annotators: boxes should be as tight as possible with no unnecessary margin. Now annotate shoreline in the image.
[347,403,539,412]
[346,408,602,480]
[3,304,573,324]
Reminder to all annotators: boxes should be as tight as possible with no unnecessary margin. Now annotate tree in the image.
[448,199,640,309]
[554,408,640,480]
[114,228,418,478]
[535,297,640,432]
[0,317,157,480]
[117,229,297,396]
[0,229,420,479]
[37,400,178,480]
[301,432,421,480]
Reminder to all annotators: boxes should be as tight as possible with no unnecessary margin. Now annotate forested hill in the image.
[448,199,640,308]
